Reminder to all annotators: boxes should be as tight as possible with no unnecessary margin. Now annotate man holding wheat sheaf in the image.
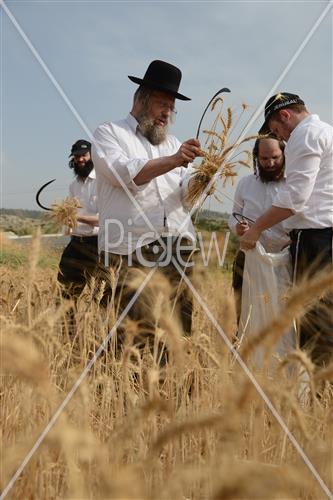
[240,93,333,367]
[57,139,99,298]
[92,60,202,343]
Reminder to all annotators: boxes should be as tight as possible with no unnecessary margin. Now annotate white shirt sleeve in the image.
[273,129,322,213]
[180,163,195,210]
[92,123,149,193]
[228,178,245,234]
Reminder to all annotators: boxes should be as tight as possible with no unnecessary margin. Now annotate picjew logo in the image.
[103,218,230,268]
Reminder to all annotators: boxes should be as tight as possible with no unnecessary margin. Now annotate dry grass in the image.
[1,234,333,499]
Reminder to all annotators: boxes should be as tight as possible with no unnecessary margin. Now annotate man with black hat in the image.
[58,139,99,297]
[92,60,202,341]
[240,93,333,366]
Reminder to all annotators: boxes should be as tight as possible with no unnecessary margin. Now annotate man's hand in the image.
[240,225,262,250]
[235,221,249,236]
[173,138,203,167]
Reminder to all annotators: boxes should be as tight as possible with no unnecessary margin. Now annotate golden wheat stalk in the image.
[240,270,333,361]
[186,99,257,207]
[46,196,82,228]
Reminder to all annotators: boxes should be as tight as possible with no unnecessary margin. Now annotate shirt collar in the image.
[87,169,96,180]
[126,113,140,133]
[291,114,319,137]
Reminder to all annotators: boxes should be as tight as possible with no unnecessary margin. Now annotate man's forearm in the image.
[77,215,99,226]
[240,205,293,250]
[255,206,293,231]
[133,155,179,185]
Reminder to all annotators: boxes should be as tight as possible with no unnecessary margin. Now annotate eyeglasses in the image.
[154,99,177,115]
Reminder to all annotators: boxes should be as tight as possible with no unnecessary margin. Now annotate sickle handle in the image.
[35,179,56,211]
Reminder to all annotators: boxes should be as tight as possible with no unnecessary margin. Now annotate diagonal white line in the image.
[177,0,333,233]
[0,0,169,253]
[0,267,157,500]
[2,1,332,498]
[171,256,333,500]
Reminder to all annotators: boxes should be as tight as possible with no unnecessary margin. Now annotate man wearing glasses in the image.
[92,60,202,344]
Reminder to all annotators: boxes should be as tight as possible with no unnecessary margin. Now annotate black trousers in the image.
[232,249,245,326]
[290,227,333,366]
[58,235,99,297]
[97,237,194,349]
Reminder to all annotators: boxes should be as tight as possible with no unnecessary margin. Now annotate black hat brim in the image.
[69,148,91,157]
[259,121,271,135]
[128,75,191,101]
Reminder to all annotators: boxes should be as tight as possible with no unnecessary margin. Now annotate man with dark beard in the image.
[57,139,99,297]
[228,134,290,324]
[92,60,202,345]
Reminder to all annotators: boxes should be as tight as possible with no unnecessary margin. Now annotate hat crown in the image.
[143,60,181,91]
[128,59,190,100]
[264,92,305,121]
[70,139,91,156]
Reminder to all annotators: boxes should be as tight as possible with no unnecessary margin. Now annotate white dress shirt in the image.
[228,174,290,252]
[69,170,99,237]
[273,114,333,230]
[92,113,195,255]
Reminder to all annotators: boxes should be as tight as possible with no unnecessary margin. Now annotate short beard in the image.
[258,163,285,183]
[137,110,168,146]
[70,159,94,180]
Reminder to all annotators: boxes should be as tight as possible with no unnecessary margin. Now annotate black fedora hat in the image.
[262,92,305,130]
[128,60,191,101]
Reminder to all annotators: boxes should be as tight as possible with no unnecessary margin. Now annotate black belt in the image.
[71,235,98,243]
[289,227,333,241]
[142,236,197,255]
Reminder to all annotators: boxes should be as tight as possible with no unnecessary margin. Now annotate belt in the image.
[289,227,333,241]
[71,235,98,243]
[143,235,197,251]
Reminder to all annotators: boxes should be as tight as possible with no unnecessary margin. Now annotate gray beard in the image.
[137,114,168,146]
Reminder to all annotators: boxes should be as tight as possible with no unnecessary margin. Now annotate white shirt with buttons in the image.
[92,113,195,255]
[228,174,290,253]
[69,169,99,237]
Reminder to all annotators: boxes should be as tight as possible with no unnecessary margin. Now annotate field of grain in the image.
[1,232,332,499]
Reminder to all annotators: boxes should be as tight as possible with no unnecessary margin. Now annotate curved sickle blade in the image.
[35,179,56,211]
[232,212,255,224]
[196,87,231,139]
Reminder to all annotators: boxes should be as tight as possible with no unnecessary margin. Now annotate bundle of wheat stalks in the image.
[187,98,257,206]
[46,197,81,229]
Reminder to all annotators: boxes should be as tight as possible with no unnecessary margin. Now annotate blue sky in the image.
[1,0,332,213]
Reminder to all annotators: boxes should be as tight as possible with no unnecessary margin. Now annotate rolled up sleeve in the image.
[92,124,149,193]
[273,131,322,213]
[180,164,195,210]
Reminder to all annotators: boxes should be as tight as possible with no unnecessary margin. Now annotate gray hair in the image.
[133,86,152,108]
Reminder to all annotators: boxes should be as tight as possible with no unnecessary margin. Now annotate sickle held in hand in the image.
[35,179,56,211]
[195,87,231,140]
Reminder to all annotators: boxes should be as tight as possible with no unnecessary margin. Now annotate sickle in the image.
[196,87,231,140]
[35,179,56,211]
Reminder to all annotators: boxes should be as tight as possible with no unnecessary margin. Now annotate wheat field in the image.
[1,232,332,500]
